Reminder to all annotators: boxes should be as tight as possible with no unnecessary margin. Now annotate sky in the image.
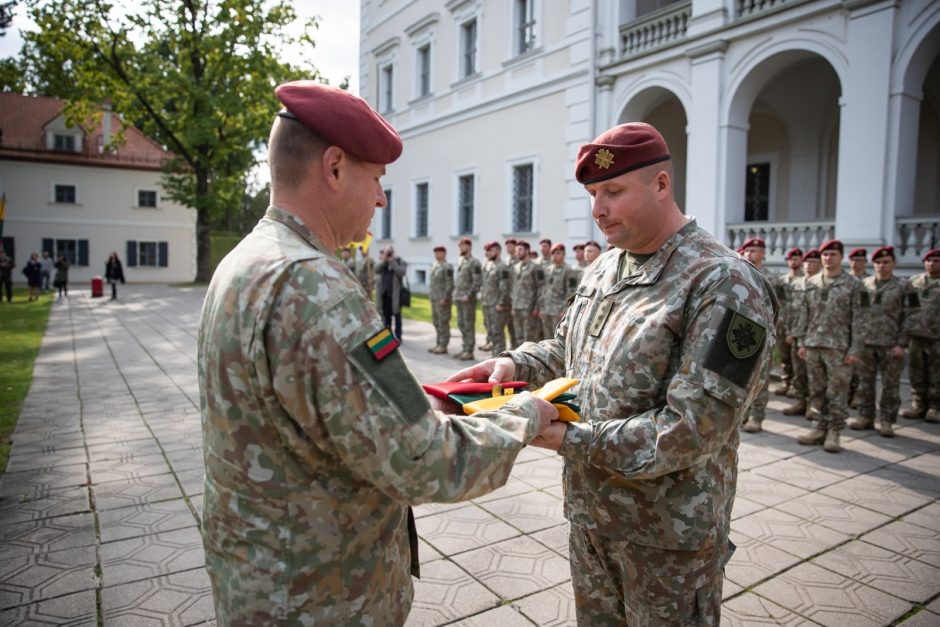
[0,1,362,94]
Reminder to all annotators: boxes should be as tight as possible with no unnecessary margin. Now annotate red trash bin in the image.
[91,276,104,298]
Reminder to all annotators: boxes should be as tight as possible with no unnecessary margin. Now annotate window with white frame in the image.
[381,189,393,239]
[459,18,477,78]
[457,174,474,235]
[416,44,431,98]
[137,190,158,208]
[379,63,394,113]
[514,0,536,55]
[414,182,429,237]
[511,163,534,232]
[54,184,76,204]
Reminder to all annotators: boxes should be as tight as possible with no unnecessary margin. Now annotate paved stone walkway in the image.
[1,284,938,626]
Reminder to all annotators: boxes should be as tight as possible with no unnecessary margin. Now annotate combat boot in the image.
[478,342,492,351]
[823,428,841,453]
[900,405,926,419]
[797,427,826,445]
[847,416,874,431]
[771,383,789,396]
[427,346,438,353]
[456,351,475,361]
[782,401,807,416]
[742,417,762,433]
[879,421,895,438]
[926,408,940,423]
[430,346,447,354]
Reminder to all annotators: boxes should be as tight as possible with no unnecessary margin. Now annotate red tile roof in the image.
[0,92,174,171]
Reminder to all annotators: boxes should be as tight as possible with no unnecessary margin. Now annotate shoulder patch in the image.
[349,335,431,425]
[567,277,577,289]
[501,269,509,280]
[907,292,921,308]
[536,269,545,280]
[774,284,787,301]
[448,268,454,278]
[702,309,766,387]
[364,328,399,361]
[473,265,481,275]
[859,292,870,308]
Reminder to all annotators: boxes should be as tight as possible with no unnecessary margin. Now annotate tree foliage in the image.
[0,1,15,36]
[21,0,319,281]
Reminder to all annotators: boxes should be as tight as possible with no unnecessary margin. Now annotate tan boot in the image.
[431,346,447,354]
[879,421,895,438]
[783,401,807,416]
[743,417,763,433]
[771,383,789,396]
[478,342,492,351]
[900,406,926,419]
[823,429,841,453]
[847,416,874,431]
[797,427,826,445]
[456,351,475,361]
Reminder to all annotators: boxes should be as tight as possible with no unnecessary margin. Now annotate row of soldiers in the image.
[427,237,603,360]
[737,237,940,452]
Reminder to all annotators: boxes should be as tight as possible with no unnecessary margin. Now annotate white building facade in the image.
[0,93,197,286]
[363,0,939,289]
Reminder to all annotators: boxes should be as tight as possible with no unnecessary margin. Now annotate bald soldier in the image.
[450,123,776,625]
[197,81,558,625]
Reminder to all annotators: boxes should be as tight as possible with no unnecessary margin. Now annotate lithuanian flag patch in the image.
[365,328,400,361]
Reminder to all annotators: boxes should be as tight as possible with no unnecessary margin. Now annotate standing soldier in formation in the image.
[537,243,571,340]
[848,246,905,437]
[741,237,774,433]
[427,245,454,355]
[511,240,542,345]
[783,249,822,417]
[584,240,602,264]
[503,238,519,348]
[795,240,864,453]
[453,237,482,360]
[538,238,552,267]
[846,247,869,408]
[899,248,940,423]
[480,241,512,356]
[355,245,374,300]
[772,247,804,397]
[573,242,588,269]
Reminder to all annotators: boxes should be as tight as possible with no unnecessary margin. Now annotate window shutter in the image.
[158,241,168,267]
[127,241,137,267]
[42,238,54,255]
[2,236,14,263]
[78,240,89,266]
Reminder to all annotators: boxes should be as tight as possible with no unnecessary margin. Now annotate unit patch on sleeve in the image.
[702,308,766,388]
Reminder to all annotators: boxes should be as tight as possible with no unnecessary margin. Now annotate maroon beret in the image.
[516,240,531,250]
[458,237,472,246]
[539,238,552,245]
[848,247,868,259]
[802,249,821,261]
[504,237,517,245]
[484,240,500,250]
[433,245,446,253]
[819,239,843,254]
[585,240,601,249]
[924,249,940,261]
[550,243,566,253]
[573,243,585,250]
[871,246,894,261]
[575,123,671,184]
[785,247,804,260]
[742,237,765,249]
[735,247,745,254]
[275,80,403,164]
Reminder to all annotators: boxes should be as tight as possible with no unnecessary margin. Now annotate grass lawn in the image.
[402,293,486,335]
[0,288,54,474]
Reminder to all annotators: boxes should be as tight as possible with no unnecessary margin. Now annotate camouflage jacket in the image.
[428,260,454,302]
[198,206,542,625]
[481,258,512,308]
[774,272,802,333]
[538,263,572,316]
[794,271,864,355]
[901,272,940,340]
[507,220,777,550]
[355,254,374,293]
[511,259,542,311]
[453,254,482,300]
[859,275,905,347]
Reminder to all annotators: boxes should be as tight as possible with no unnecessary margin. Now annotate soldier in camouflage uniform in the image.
[794,240,865,452]
[538,243,572,339]
[741,237,774,433]
[782,249,822,416]
[427,245,454,354]
[771,247,803,396]
[846,247,870,408]
[584,240,602,265]
[511,241,542,346]
[480,241,512,356]
[899,248,940,423]
[355,245,374,300]
[503,238,519,349]
[453,237,482,360]
[847,246,905,437]
[452,123,776,626]
[198,81,557,625]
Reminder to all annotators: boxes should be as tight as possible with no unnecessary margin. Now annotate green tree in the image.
[21,0,319,281]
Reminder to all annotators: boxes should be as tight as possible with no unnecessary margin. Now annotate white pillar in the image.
[688,0,731,36]
[833,0,897,246]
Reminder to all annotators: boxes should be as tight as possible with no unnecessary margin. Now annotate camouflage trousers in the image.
[789,341,808,398]
[456,299,477,353]
[805,347,851,431]
[431,301,452,349]
[540,312,562,341]
[512,309,541,346]
[506,314,518,350]
[746,374,770,424]
[483,305,510,355]
[778,326,794,385]
[569,525,726,626]
[908,336,940,411]
[856,345,904,423]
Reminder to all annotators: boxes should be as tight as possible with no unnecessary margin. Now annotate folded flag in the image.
[422,380,528,400]
[461,377,581,422]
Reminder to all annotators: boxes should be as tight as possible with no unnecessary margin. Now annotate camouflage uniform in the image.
[198,206,543,625]
[481,257,512,356]
[511,259,542,346]
[794,272,864,431]
[453,254,482,355]
[848,270,872,404]
[355,251,374,300]
[856,275,905,424]
[538,262,572,339]
[507,221,777,625]
[342,254,357,275]
[775,272,802,392]
[505,254,519,348]
[744,264,776,427]
[428,259,454,351]
[784,274,812,404]
[901,273,940,414]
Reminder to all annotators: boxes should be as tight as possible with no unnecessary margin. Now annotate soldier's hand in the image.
[446,356,516,383]
[530,402,566,452]
[429,394,463,415]
[844,354,860,366]
[890,346,905,359]
[797,347,807,360]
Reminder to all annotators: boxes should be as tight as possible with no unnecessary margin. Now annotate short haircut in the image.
[268,117,331,191]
